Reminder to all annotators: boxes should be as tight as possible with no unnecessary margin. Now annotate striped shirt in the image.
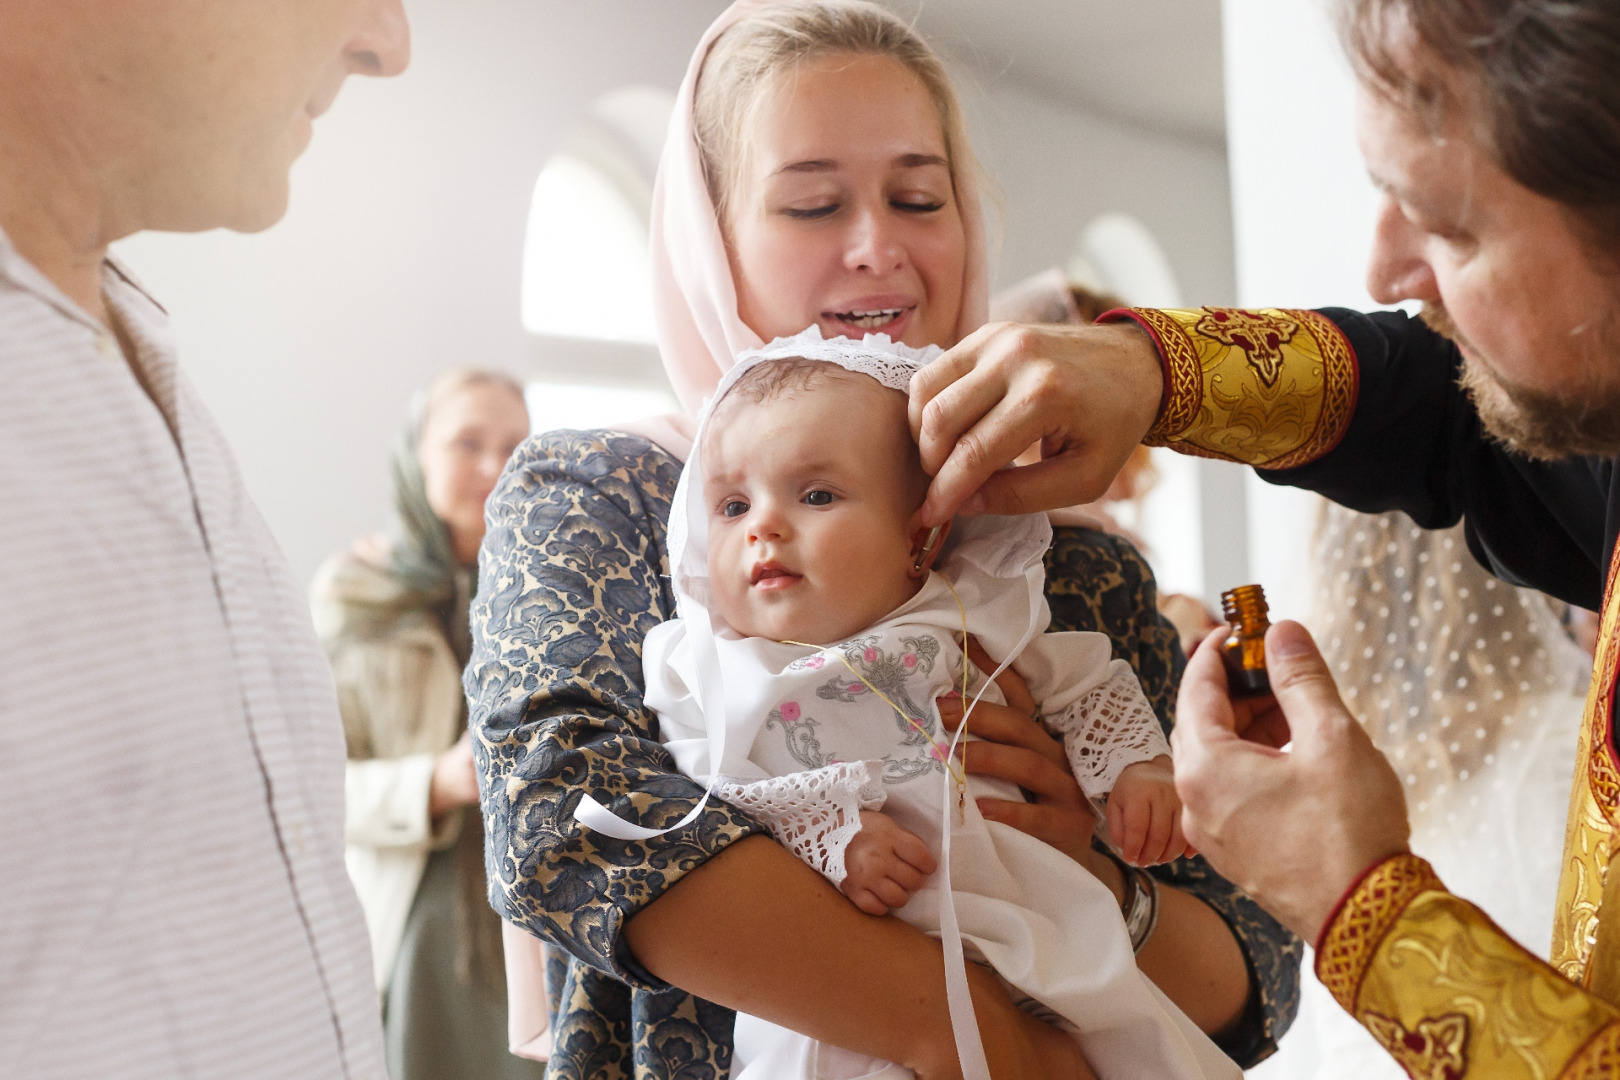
[0,231,384,1078]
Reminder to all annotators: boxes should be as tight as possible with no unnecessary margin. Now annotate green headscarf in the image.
[316,375,524,993]
[320,387,474,664]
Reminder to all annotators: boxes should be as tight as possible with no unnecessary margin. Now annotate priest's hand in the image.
[1172,620,1412,941]
[908,320,1163,526]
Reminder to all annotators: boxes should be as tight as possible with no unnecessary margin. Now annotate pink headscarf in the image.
[622,0,991,460]
[503,2,990,1058]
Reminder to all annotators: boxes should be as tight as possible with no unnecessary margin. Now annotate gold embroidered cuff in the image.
[1098,306,1204,442]
[1098,306,1358,468]
[1564,1022,1620,1080]
[1315,853,1443,1015]
[1317,860,1620,1079]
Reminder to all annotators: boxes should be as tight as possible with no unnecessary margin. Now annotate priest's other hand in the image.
[908,320,1164,526]
[1171,619,1412,942]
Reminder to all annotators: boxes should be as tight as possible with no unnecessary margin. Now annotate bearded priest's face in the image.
[1355,35,1620,460]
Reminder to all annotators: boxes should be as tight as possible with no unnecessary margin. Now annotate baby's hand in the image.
[1106,755,1195,866]
[841,810,938,916]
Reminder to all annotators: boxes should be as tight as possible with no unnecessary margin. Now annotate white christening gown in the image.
[644,514,1238,1080]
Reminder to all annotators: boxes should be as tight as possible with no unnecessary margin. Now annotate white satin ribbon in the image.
[573,598,728,840]
[931,556,1045,1080]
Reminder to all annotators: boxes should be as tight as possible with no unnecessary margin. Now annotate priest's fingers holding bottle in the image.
[1172,619,1412,942]
[909,320,1165,526]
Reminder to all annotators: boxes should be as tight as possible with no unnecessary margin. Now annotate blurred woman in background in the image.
[311,368,536,1080]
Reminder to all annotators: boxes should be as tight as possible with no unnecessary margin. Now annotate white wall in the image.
[1223,0,1387,624]
[1226,0,1381,311]
[114,0,1235,589]
[967,81,1236,304]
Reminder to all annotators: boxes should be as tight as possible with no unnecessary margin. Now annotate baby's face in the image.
[703,372,926,644]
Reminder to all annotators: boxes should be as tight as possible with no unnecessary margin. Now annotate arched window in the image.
[520,86,679,434]
[1065,212,1184,309]
[1061,213,1216,598]
[522,151,657,343]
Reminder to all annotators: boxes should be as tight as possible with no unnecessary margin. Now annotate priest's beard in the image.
[1429,301,1620,461]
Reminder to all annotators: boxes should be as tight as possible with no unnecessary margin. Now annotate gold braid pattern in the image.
[1565,1025,1620,1080]
[1098,306,1358,468]
[1553,541,1620,993]
[1318,854,1620,1078]
[1316,854,1445,1013]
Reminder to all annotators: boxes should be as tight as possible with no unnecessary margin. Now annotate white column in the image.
[1223,4,1402,1078]
[1222,0,1387,623]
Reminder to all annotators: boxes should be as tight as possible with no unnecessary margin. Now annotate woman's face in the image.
[726,52,967,350]
[417,382,531,564]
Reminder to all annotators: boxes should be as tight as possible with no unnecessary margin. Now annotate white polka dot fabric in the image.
[1308,503,1588,918]
[1251,501,1590,1080]
[0,236,383,1078]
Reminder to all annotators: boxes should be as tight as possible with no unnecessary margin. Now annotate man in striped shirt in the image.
[0,4,409,1077]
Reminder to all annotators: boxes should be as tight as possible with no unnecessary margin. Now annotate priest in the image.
[911,0,1620,1074]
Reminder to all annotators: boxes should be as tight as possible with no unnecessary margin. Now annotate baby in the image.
[699,353,1187,898]
[643,329,1237,1080]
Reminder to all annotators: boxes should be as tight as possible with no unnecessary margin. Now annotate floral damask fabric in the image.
[468,430,1300,1078]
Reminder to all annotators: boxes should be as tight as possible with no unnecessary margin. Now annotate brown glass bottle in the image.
[1220,584,1271,697]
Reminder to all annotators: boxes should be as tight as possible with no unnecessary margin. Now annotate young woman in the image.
[313,369,535,1080]
[469,4,1299,1077]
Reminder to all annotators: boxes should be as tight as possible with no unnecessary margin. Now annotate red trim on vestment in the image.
[1314,851,1412,954]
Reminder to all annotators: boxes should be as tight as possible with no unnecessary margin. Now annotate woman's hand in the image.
[429,733,480,818]
[1158,591,1222,659]
[937,638,1103,868]
[908,320,1164,526]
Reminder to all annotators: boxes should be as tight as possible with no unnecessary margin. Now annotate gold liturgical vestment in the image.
[1105,306,1620,1078]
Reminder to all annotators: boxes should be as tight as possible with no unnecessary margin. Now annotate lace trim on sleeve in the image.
[715,761,887,887]
[1044,664,1170,801]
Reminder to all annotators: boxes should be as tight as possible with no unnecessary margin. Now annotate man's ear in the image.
[908,519,953,579]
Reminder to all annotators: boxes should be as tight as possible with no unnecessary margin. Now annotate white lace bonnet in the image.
[666,325,1053,631]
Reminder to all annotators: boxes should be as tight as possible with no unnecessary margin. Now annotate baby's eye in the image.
[802,490,836,507]
[721,499,749,518]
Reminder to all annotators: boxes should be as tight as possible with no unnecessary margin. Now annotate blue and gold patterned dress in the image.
[467,430,1302,1079]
